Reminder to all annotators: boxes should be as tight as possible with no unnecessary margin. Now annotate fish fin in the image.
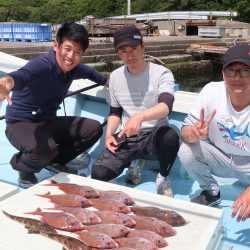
[45,203,60,210]
[27,227,40,234]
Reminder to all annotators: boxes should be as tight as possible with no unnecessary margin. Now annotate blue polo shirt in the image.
[6,48,107,123]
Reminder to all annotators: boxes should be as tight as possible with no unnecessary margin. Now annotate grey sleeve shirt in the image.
[109,62,175,130]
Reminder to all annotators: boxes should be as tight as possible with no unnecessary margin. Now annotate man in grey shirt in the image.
[91,25,179,197]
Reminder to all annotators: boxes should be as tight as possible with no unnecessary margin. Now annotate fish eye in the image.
[81,201,87,206]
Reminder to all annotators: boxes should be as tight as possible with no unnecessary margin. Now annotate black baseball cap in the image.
[223,43,250,68]
[113,25,143,51]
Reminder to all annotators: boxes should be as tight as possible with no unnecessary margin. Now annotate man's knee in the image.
[178,142,193,157]
[95,121,103,139]
[91,164,117,182]
[31,144,58,166]
[156,126,179,147]
[88,120,103,141]
[10,143,58,172]
[178,142,201,170]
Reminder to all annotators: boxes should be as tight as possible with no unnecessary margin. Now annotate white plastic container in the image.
[0,173,224,250]
[198,26,225,37]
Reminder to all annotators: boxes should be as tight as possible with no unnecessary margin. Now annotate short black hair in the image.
[56,22,89,51]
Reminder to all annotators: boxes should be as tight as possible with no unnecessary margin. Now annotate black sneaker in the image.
[191,190,221,207]
[66,152,90,170]
[18,171,38,189]
[45,163,78,175]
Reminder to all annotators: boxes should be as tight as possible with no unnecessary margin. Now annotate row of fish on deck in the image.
[2,180,187,249]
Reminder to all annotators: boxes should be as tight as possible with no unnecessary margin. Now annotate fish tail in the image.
[35,191,51,198]
[23,207,42,215]
[2,210,12,218]
[41,180,58,186]
[2,210,33,226]
[2,210,23,223]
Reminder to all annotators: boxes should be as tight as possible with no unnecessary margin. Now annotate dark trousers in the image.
[5,116,103,173]
[91,126,179,181]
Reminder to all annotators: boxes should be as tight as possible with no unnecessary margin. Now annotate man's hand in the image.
[231,186,250,222]
[188,108,216,142]
[105,134,119,154]
[119,113,143,138]
[0,76,14,105]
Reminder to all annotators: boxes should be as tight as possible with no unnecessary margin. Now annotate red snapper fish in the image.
[127,229,168,248]
[83,223,130,238]
[90,198,131,214]
[24,207,84,231]
[131,206,187,226]
[42,180,99,198]
[94,210,136,227]
[130,214,176,237]
[115,237,159,250]
[98,190,135,205]
[74,230,119,249]
[36,191,92,207]
[47,205,102,225]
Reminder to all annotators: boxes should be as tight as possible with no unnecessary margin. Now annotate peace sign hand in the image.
[190,108,216,141]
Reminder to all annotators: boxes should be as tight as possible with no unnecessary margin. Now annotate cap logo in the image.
[133,35,141,40]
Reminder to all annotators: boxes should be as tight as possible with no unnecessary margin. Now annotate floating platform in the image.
[186,43,229,55]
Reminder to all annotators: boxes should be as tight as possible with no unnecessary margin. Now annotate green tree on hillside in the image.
[0,0,248,23]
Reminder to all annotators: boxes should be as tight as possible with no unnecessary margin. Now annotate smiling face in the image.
[53,39,84,73]
[222,62,250,95]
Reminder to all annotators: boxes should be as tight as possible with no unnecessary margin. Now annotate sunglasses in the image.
[223,67,250,77]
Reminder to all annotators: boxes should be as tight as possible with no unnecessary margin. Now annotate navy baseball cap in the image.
[223,43,250,68]
[113,25,143,51]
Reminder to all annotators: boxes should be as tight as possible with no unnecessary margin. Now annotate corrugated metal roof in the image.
[110,11,237,21]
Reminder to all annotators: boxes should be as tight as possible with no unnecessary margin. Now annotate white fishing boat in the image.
[0,51,249,250]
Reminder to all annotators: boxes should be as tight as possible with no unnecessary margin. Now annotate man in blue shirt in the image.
[0,22,107,188]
